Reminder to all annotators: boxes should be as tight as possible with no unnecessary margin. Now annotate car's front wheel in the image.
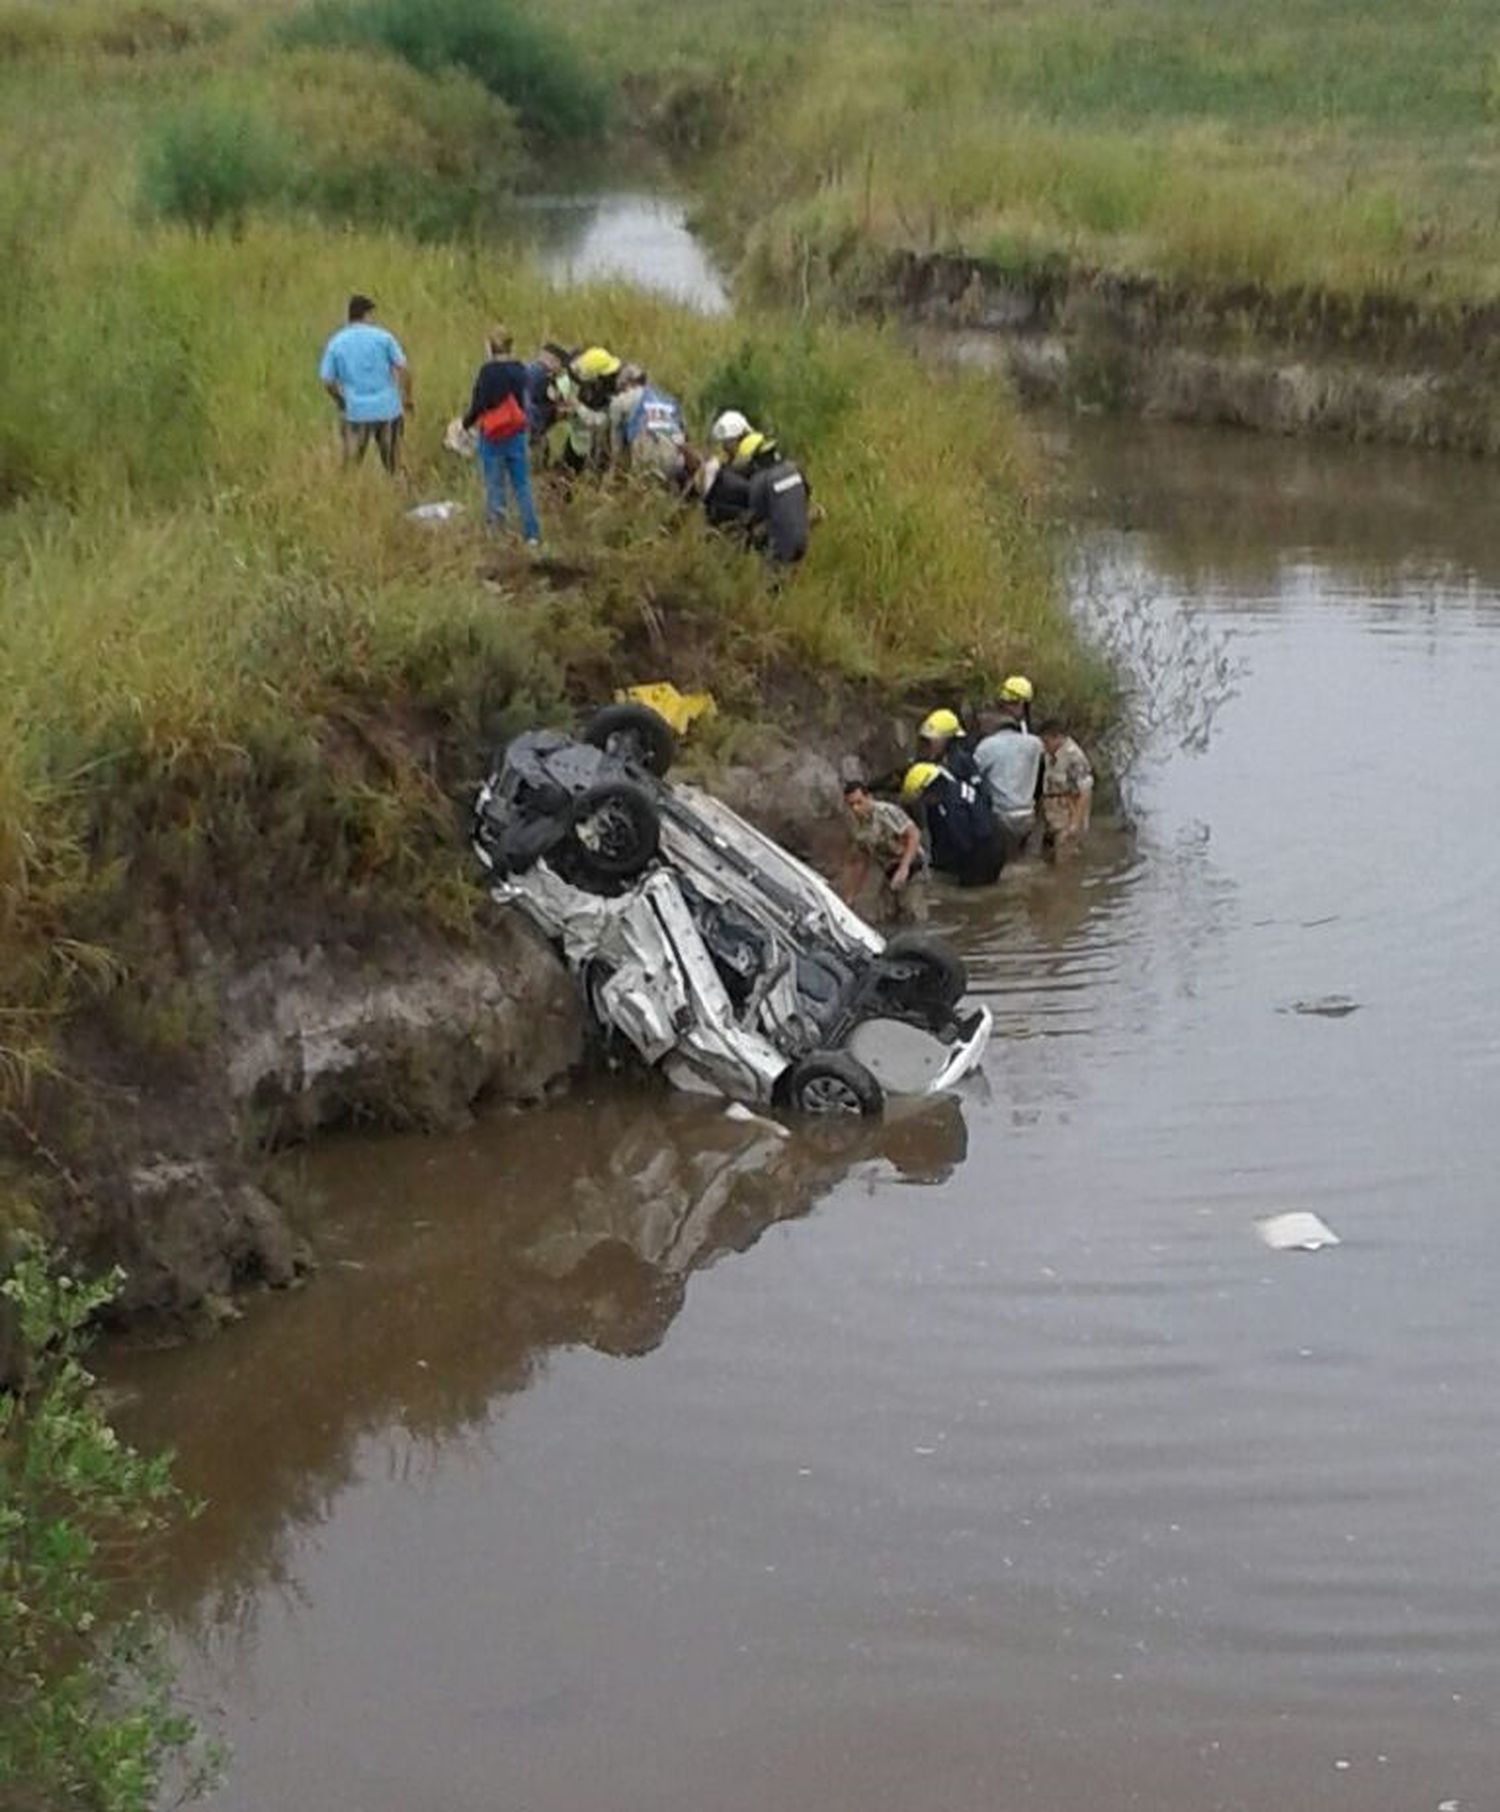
[564,780,661,885]
[776,1051,884,1118]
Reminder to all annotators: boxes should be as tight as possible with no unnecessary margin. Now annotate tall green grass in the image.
[0,5,534,247]
[0,185,1100,1130]
[559,0,1500,310]
[138,52,526,238]
[140,93,290,234]
[0,0,229,60]
[285,0,609,141]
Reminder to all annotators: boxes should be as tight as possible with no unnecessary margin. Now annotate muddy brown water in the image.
[111,413,1500,1812]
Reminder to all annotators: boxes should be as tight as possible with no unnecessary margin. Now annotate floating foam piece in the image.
[1256,1211,1341,1252]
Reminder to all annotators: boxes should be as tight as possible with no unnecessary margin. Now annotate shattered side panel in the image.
[492,865,789,1102]
[662,786,885,958]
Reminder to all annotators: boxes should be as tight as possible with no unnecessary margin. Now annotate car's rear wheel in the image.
[776,1051,884,1118]
[564,781,660,884]
[877,933,968,1009]
[582,702,677,778]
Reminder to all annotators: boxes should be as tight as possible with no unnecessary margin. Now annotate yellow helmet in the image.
[733,429,768,462]
[1001,674,1034,703]
[918,708,963,741]
[573,345,621,381]
[901,760,943,800]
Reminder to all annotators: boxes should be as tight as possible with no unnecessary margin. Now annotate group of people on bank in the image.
[317,296,811,564]
[317,298,1089,922]
[842,677,1095,922]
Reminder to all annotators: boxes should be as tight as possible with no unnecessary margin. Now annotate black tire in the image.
[564,780,660,884]
[776,1050,884,1118]
[878,933,967,1008]
[582,702,677,778]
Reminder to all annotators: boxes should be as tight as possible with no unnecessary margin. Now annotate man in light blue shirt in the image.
[318,293,412,473]
[974,699,1044,852]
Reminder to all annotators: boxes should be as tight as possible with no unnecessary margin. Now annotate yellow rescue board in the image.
[616,681,717,736]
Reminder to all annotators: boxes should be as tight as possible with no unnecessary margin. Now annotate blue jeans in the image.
[476,431,540,541]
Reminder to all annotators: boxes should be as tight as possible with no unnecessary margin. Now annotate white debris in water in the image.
[406,500,464,523]
[1256,1211,1341,1252]
[723,1101,791,1138]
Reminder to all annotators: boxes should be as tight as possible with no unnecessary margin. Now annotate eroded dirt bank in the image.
[58,917,587,1326]
[885,253,1500,452]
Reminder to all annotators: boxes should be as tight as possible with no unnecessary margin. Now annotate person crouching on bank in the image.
[841,778,929,924]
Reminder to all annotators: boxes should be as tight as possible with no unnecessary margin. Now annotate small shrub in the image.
[695,329,857,451]
[0,1240,217,1809]
[140,96,289,235]
[285,0,609,141]
[264,47,524,239]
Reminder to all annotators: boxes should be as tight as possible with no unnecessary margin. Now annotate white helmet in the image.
[710,408,751,446]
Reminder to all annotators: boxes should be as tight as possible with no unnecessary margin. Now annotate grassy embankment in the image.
[569,0,1500,330]
[0,0,1105,1236]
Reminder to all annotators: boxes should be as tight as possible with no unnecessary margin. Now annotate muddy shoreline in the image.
[870,251,1500,453]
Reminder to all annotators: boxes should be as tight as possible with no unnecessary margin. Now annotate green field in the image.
[572,0,1500,311]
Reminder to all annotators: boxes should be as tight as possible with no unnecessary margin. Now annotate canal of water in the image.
[113,198,1500,1812]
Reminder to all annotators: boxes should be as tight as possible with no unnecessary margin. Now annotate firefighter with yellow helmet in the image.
[1000,673,1035,733]
[916,705,980,786]
[564,345,624,472]
[974,675,1043,854]
[900,754,1005,887]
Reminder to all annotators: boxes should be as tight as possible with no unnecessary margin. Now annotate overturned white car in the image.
[472,705,991,1116]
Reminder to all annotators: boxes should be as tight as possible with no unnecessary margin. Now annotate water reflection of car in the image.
[472,704,992,1116]
[516,1091,970,1356]
[113,1088,970,1612]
